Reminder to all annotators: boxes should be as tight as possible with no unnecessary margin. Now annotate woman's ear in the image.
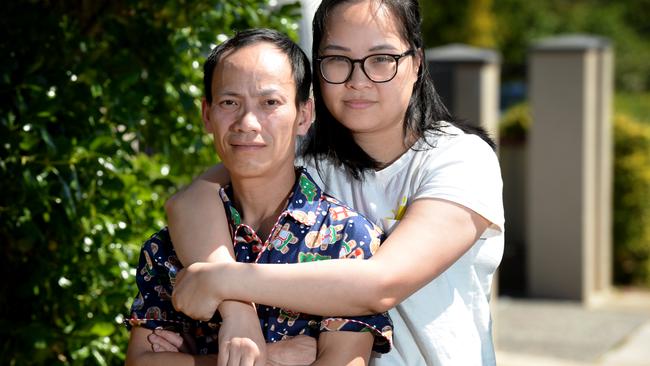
[414,48,423,75]
[296,98,314,136]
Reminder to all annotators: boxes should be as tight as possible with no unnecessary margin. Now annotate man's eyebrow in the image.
[215,90,240,97]
[257,88,288,98]
[215,88,289,98]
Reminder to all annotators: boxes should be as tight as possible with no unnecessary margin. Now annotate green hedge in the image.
[0,1,300,365]
[613,114,650,285]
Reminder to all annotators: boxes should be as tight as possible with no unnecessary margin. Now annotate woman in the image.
[168,0,504,364]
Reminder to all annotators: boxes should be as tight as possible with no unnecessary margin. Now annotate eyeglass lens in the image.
[320,54,399,83]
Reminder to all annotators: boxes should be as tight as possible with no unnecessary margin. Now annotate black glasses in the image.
[316,49,415,84]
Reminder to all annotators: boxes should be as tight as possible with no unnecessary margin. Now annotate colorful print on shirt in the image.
[126,168,393,355]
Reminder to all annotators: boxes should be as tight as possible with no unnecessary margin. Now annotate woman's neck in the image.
[353,125,417,169]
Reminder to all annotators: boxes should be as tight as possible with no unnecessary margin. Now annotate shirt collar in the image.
[219,185,241,229]
[284,167,322,226]
[219,167,322,229]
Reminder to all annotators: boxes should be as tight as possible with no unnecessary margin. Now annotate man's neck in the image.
[230,163,297,240]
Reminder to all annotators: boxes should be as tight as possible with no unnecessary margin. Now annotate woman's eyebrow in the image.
[321,44,399,53]
[321,44,350,52]
[368,44,399,52]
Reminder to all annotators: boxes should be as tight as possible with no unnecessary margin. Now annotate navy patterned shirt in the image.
[126,167,393,355]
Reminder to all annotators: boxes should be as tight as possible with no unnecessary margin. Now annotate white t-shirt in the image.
[301,123,505,365]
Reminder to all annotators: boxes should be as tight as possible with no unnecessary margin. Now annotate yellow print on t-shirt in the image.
[392,196,408,221]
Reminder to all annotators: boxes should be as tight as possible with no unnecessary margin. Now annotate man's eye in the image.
[265,99,279,106]
[220,100,237,107]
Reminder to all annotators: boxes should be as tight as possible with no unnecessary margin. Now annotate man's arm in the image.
[125,327,218,366]
[147,329,318,366]
[313,331,374,366]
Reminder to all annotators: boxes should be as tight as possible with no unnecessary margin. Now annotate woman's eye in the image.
[323,55,349,65]
[371,55,393,63]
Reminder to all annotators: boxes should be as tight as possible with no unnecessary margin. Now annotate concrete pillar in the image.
[527,35,613,302]
[297,0,320,58]
[426,44,501,140]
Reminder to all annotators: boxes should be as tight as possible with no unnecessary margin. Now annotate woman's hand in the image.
[172,262,225,321]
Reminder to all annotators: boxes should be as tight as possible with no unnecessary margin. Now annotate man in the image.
[124,29,392,366]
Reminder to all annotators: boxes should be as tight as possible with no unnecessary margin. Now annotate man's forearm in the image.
[126,351,218,366]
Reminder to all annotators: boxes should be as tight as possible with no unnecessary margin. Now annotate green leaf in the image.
[89,322,115,337]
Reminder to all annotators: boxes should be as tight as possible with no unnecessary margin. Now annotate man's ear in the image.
[201,98,213,133]
[296,98,314,136]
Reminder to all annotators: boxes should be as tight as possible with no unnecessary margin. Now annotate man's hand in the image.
[148,329,316,366]
[267,335,317,366]
[147,329,196,354]
[172,262,224,321]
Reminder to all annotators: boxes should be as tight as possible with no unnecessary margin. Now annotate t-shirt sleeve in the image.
[317,211,393,353]
[125,228,189,333]
[412,134,504,236]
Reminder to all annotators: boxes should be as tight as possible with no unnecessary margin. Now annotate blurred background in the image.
[1,0,648,365]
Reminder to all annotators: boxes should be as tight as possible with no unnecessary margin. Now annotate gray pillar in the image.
[297,0,320,59]
[426,44,501,140]
[527,35,613,302]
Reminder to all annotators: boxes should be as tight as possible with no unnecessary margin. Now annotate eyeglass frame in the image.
[315,49,416,84]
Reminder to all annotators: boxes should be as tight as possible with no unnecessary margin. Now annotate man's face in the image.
[202,42,312,180]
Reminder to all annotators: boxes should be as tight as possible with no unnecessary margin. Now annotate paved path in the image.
[495,289,650,366]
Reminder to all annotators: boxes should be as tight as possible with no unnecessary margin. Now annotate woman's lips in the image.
[344,99,375,109]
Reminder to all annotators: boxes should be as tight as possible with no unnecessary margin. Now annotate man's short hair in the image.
[203,28,311,105]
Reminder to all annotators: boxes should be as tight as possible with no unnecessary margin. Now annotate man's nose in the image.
[235,108,261,132]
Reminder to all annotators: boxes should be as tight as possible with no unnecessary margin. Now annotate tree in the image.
[0,1,300,364]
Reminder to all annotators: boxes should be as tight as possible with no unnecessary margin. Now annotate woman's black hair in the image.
[302,0,495,179]
[203,28,311,105]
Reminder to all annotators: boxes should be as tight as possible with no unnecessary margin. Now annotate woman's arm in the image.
[165,163,232,264]
[173,197,492,318]
[166,164,272,363]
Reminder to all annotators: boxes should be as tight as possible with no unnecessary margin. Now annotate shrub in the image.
[613,113,650,285]
[498,102,531,144]
[0,1,301,365]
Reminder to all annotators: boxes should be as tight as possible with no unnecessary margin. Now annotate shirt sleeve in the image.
[318,211,393,353]
[124,228,190,333]
[413,133,504,236]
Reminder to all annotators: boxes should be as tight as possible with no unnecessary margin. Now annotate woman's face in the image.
[319,0,420,141]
